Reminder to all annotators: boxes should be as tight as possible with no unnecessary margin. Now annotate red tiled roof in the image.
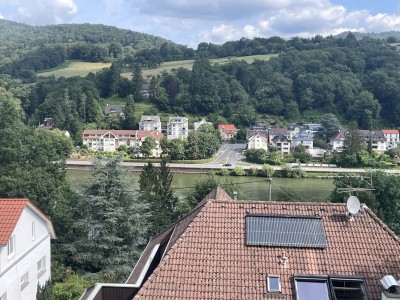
[218,124,235,134]
[382,129,399,134]
[131,188,400,300]
[0,199,56,245]
[0,199,27,245]
[82,130,163,141]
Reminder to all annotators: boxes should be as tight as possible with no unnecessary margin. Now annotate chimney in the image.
[233,191,238,201]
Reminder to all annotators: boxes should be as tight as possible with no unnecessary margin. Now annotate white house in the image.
[247,131,269,152]
[139,116,162,133]
[382,129,400,149]
[271,134,291,155]
[328,130,346,152]
[291,130,314,149]
[167,117,188,140]
[82,130,163,156]
[359,130,387,153]
[193,119,212,131]
[0,199,56,300]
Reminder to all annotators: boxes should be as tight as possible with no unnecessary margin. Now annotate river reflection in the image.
[67,170,334,202]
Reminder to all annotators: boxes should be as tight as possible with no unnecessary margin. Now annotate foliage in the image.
[261,164,275,177]
[183,173,242,211]
[292,145,312,163]
[139,160,179,236]
[281,166,305,178]
[338,122,366,167]
[320,113,341,140]
[69,157,149,280]
[245,148,267,164]
[36,282,55,300]
[330,172,400,234]
[53,273,97,300]
[140,136,157,157]
[233,166,246,176]
[186,124,221,159]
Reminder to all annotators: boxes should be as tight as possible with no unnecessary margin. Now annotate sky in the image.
[1,0,400,48]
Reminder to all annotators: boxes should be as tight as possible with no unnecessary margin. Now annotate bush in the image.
[245,167,258,176]
[232,166,245,176]
[218,168,230,176]
[244,148,267,164]
[260,164,275,177]
[281,165,305,178]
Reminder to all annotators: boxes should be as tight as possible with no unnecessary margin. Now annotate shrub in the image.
[260,164,275,177]
[232,166,246,176]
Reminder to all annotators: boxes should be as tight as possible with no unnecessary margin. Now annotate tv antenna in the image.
[336,172,375,195]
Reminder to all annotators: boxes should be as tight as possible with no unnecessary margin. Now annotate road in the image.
[205,143,246,166]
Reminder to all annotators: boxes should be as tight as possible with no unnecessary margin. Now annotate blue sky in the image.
[1,0,400,47]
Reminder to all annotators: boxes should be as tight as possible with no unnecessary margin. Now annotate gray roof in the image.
[140,115,160,122]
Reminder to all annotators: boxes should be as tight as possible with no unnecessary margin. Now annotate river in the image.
[67,170,334,202]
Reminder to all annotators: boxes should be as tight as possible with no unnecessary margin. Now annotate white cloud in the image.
[5,0,78,24]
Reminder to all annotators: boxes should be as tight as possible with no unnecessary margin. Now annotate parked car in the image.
[223,163,232,167]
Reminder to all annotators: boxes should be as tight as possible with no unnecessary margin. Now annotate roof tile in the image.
[0,199,28,245]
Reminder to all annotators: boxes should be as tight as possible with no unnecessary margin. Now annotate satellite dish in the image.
[346,196,361,215]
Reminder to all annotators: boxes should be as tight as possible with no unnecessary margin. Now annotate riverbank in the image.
[66,159,400,175]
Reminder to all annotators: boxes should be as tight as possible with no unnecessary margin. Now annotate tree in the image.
[185,124,220,159]
[70,157,149,280]
[339,122,365,167]
[245,148,267,164]
[36,282,55,300]
[140,136,157,157]
[122,95,136,129]
[320,113,341,141]
[292,145,312,163]
[139,161,179,237]
[183,173,242,211]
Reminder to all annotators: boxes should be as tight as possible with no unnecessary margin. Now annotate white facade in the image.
[139,116,162,133]
[383,130,400,149]
[167,117,188,140]
[0,205,54,300]
[247,133,269,152]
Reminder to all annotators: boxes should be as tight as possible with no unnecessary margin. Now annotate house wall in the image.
[139,121,161,132]
[247,136,268,151]
[0,207,52,300]
[384,133,399,149]
[291,140,313,149]
[167,121,188,140]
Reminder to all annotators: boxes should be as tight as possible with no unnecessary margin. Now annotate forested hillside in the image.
[1,21,400,142]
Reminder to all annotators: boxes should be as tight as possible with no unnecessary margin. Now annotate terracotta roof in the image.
[382,129,399,134]
[82,130,163,141]
[0,199,56,245]
[218,124,235,134]
[131,188,400,300]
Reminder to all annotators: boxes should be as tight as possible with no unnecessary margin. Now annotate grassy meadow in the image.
[37,54,279,79]
[37,61,112,78]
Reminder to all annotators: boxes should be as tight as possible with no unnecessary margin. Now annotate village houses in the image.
[138,115,162,132]
[167,117,188,140]
[218,124,235,142]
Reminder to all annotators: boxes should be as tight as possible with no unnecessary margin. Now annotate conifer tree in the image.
[71,156,149,280]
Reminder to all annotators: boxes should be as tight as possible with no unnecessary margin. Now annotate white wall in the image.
[0,207,52,300]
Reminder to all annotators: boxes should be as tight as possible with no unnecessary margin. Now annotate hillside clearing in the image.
[37,61,112,78]
[37,54,278,79]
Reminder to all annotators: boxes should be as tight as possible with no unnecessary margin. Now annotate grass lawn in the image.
[37,60,112,78]
[37,54,279,79]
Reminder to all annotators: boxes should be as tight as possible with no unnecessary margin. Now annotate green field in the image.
[37,54,278,79]
[37,61,112,78]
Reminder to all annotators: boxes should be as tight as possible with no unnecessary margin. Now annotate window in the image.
[294,276,367,300]
[7,235,15,256]
[37,256,46,277]
[267,275,281,292]
[0,292,6,300]
[32,221,35,240]
[20,272,29,290]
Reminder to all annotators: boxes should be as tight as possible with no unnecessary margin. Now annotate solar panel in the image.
[246,215,327,248]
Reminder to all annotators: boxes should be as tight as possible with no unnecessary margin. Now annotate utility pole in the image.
[267,178,272,201]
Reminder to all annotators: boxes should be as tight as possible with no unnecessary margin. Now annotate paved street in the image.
[205,143,246,166]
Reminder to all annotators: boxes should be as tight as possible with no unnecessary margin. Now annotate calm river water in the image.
[67,170,334,202]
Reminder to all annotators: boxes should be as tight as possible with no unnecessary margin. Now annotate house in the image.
[268,127,289,143]
[80,187,400,300]
[41,118,55,129]
[247,131,269,152]
[382,129,400,150]
[328,129,346,152]
[167,117,188,140]
[217,124,235,142]
[359,130,387,153]
[104,104,124,117]
[0,199,56,300]
[82,130,163,156]
[271,134,291,155]
[287,124,302,140]
[141,84,151,98]
[291,130,314,149]
[193,119,212,131]
[139,116,162,133]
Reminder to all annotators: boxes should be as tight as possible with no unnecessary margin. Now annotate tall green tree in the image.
[122,95,136,129]
[70,157,149,280]
[320,113,341,141]
[139,160,179,237]
[140,136,157,157]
